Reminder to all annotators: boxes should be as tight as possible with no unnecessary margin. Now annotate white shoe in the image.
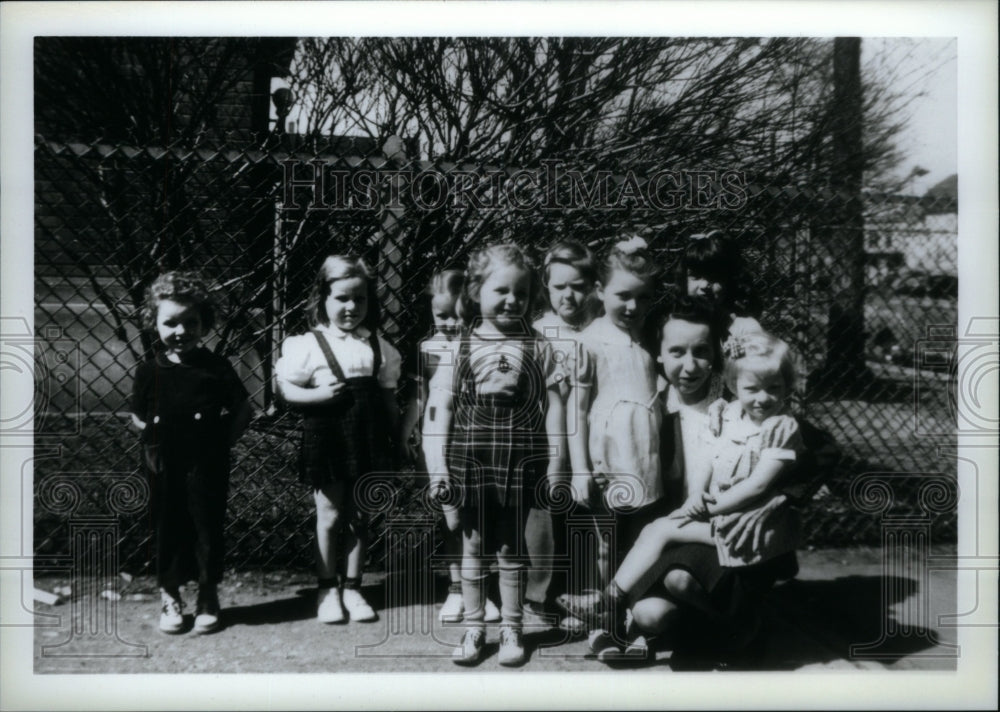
[341,587,378,622]
[194,585,221,634]
[483,598,501,623]
[452,627,486,666]
[317,586,345,624]
[439,591,465,623]
[498,625,526,667]
[159,590,185,634]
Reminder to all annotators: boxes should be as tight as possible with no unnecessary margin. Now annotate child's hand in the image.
[403,432,422,467]
[571,473,592,507]
[679,492,714,521]
[708,398,727,437]
[723,494,788,552]
[314,374,346,401]
[129,414,147,431]
[429,473,453,505]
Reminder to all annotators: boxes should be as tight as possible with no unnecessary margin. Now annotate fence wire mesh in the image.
[30,37,958,577]
[33,135,958,575]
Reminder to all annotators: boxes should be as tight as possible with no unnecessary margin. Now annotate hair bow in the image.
[723,338,745,360]
[616,235,648,255]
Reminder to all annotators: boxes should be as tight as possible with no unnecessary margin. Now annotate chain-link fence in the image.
[32,131,958,576]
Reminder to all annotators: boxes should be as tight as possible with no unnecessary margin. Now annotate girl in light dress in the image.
[524,240,599,632]
[275,255,403,625]
[565,236,668,651]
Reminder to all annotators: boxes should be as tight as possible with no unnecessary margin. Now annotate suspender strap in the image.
[311,329,383,382]
[368,331,382,377]
[312,330,347,382]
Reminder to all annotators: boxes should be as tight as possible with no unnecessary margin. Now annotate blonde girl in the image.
[423,243,563,667]
[524,240,598,631]
[276,255,402,625]
[402,268,500,625]
[561,331,804,654]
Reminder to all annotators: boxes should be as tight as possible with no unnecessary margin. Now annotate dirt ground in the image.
[30,546,958,675]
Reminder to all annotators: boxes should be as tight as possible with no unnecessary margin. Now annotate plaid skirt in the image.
[299,376,395,489]
[447,396,547,508]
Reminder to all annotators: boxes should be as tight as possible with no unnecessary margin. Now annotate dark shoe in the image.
[159,589,185,634]
[555,589,605,628]
[558,589,626,644]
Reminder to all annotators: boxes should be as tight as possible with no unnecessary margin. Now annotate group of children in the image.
[132,231,813,667]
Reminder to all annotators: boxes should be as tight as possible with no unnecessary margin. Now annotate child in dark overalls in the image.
[131,272,252,635]
[276,254,402,625]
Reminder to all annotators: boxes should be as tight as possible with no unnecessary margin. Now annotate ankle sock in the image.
[317,577,339,590]
[448,581,463,594]
[343,577,362,591]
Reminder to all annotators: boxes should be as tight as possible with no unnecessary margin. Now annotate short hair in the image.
[305,254,380,330]
[458,243,540,327]
[601,235,659,286]
[723,331,797,395]
[428,268,465,298]
[543,240,598,286]
[142,271,216,332]
[684,229,760,317]
[643,294,726,375]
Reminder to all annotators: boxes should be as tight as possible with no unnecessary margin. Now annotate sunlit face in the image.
[598,269,654,333]
[659,318,715,402]
[735,368,787,425]
[324,276,368,332]
[546,262,593,326]
[476,263,531,331]
[155,298,204,357]
[687,272,725,300]
[430,291,459,336]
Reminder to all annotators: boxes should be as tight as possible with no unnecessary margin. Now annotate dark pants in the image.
[144,441,229,592]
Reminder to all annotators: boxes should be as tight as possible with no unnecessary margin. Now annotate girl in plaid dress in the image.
[423,244,564,667]
[400,268,501,625]
[276,255,402,625]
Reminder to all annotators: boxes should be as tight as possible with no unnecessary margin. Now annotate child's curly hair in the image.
[142,271,216,332]
[723,330,797,396]
[305,254,380,330]
[458,243,541,327]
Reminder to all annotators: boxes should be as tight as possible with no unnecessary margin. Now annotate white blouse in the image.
[275,324,402,389]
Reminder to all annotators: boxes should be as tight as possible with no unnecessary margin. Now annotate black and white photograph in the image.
[1,2,997,710]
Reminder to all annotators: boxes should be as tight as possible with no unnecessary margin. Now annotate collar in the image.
[318,323,371,340]
[534,311,584,333]
[664,380,711,415]
[585,316,638,346]
[154,346,209,368]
